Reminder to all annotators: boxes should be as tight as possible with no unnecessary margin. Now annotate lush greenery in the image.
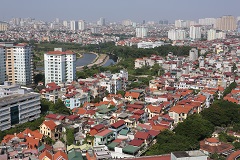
[174,114,214,141]
[146,130,199,155]
[40,99,71,115]
[146,114,212,155]
[66,128,75,145]
[201,100,240,127]
[223,81,237,97]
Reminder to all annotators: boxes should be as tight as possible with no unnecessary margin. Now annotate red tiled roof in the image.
[45,114,65,120]
[129,139,144,146]
[135,132,150,140]
[95,129,113,137]
[111,120,125,129]
[66,115,79,121]
[125,91,140,99]
[227,150,240,160]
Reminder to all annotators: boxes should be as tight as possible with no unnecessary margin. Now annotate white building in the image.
[122,19,132,26]
[136,27,148,38]
[189,48,198,61]
[137,41,164,49]
[0,42,33,85]
[78,20,85,31]
[97,17,106,26]
[207,29,226,41]
[168,29,186,40]
[44,48,76,85]
[190,25,201,40]
[70,20,78,31]
[199,18,216,26]
[0,82,41,131]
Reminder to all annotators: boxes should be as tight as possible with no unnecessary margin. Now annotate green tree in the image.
[223,82,237,97]
[174,114,214,141]
[116,90,125,97]
[54,99,71,115]
[66,128,75,145]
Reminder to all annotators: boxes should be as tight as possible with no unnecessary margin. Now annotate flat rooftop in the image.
[0,93,39,108]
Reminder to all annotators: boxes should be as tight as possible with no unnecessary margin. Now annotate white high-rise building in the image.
[122,19,132,26]
[0,42,33,85]
[136,27,148,38]
[190,25,201,40]
[63,21,68,28]
[97,17,106,26]
[44,48,76,85]
[199,18,216,26]
[78,20,85,31]
[70,20,78,31]
[168,29,186,40]
[189,48,198,62]
[207,29,226,41]
[207,29,216,41]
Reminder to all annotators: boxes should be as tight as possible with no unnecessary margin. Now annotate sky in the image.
[0,0,239,23]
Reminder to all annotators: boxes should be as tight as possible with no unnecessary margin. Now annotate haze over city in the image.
[0,0,240,22]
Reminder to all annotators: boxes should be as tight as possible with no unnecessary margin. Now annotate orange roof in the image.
[151,125,168,131]
[39,150,52,160]
[224,97,239,103]
[32,130,43,139]
[227,150,240,160]
[169,105,194,114]
[231,89,240,94]
[53,150,68,160]
[206,137,219,143]
[42,120,57,130]
[26,137,39,149]
[1,134,14,144]
[147,105,162,114]
[125,91,140,99]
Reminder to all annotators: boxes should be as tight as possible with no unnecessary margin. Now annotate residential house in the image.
[94,129,115,146]
[109,120,127,138]
[40,120,61,140]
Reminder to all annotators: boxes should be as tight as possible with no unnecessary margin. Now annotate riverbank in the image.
[76,53,109,71]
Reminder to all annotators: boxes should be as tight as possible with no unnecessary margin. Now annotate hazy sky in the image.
[0,0,239,23]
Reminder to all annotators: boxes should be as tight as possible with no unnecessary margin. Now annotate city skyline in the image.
[0,0,239,23]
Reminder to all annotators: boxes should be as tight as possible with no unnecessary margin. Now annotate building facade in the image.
[0,82,41,131]
[0,42,33,85]
[44,48,76,85]
[216,15,236,31]
[0,21,8,31]
[136,27,148,38]
[168,29,186,40]
[190,25,201,40]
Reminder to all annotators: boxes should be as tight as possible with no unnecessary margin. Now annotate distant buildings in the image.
[136,27,148,38]
[70,20,78,31]
[122,19,132,26]
[216,15,236,31]
[207,29,226,41]
[0,21,8,31]
[0,42,33,85]
[97,17,106,26]
[0,82,41,131]
[190,25,201,40]
[168,29,186,40]
[78,20,85,31]
[198,18,216,26]
[44,48,76,85]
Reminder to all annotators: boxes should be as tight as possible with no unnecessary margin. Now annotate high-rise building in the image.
[122,19,132,26]
[190,25,201,40]
[70,20,78,31]
[44,48,76,85]
[97,17,106,26]
[0,82,41,131]
[78,20,85,31]
[189,48,198,61]
[136,27,148,38]
[198,18,216,26]
[0,21,8,31]
[63,20,68,28]
[168,29,186,40]
[0,42,33,85]
[216,15,236,31]
[207,29,226,41]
